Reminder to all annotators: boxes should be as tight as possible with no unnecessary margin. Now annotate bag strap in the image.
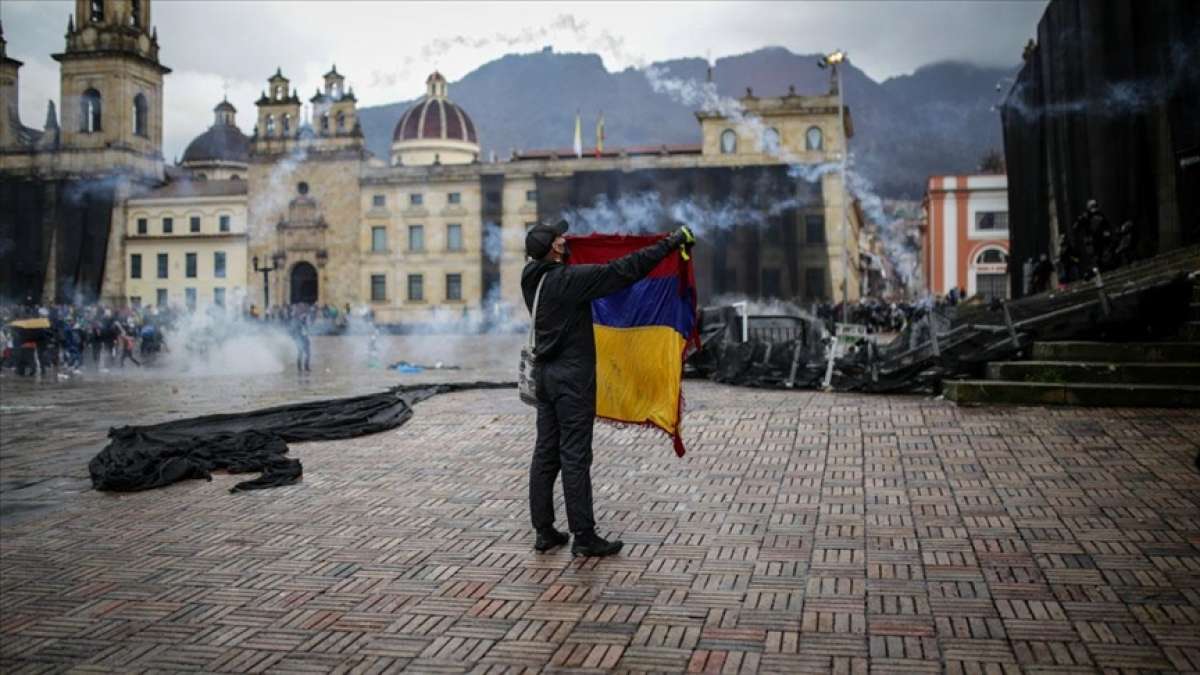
[528,272,547,350]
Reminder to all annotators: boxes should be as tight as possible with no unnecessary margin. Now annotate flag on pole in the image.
[566,233,699,457]
[573,111,583,158]
[595,112,605,157]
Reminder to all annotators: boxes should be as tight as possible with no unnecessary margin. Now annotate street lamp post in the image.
[819,50,850,325]
[252,254,282,310]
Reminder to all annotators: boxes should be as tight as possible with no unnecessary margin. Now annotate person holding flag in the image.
[522,219,695,557]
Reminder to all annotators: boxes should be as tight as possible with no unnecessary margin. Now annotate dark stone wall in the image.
[533,164,822,304]
[480,173,504,304]
[0,177,116,304]
[1002,0,1200,298]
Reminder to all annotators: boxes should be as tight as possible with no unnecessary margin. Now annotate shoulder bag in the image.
[518,272,547,406]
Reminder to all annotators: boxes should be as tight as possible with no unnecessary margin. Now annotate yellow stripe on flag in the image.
[593,324,687,436]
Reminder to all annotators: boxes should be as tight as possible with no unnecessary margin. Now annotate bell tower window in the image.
[90,0,104,23]
[133,93,148,137]
[275,86,284,101]
[806,126,823,151]
[81,89,102,133]
[130,0,142,27]
[720,129,737,154]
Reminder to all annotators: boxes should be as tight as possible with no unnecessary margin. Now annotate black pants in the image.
[530,361,596,535]
[16,347,37,376]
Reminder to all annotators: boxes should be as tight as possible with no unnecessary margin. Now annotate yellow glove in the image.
[671,225,696,260]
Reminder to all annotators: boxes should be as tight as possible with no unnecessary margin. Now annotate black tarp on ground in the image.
[88,381,515,493]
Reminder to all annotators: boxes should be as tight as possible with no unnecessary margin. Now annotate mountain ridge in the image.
[357,47,1016,198]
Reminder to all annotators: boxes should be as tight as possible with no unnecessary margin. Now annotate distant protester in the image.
[520,219,695,558]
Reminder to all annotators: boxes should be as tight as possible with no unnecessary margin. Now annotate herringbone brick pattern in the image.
[2,382,1199,673]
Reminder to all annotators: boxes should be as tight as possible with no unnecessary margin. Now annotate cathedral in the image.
[1,0,865,323]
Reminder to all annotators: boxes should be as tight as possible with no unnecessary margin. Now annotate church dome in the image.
[390,72,479,166]
[182,99,249,165]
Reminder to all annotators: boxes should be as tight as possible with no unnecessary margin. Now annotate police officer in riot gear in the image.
[521,219,695,556]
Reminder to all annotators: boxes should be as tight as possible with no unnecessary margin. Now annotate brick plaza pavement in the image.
[2,382,1199,673]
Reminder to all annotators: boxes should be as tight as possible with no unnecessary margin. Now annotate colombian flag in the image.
[568,234,699,457]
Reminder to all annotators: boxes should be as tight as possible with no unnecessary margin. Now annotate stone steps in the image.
[985,360,1200,386]
[1031,341,1200,363]
[944,380,1200,407]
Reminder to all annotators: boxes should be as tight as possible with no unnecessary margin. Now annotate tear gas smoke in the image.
[157,306,296,376]
[710,293,820,321]
[1003,41,1197,120]
[369,14,614,91]
[560,192,808,238]
[249,142,309,225]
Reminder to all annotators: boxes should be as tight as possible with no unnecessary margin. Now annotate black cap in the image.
[525,219,569,259]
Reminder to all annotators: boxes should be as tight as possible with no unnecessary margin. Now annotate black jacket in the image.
[521,236,679,369]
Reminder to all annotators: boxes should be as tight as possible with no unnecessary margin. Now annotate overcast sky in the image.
[3,0,1046,162]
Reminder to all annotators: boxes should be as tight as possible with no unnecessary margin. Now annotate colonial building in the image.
[4,0,868,321]
[921,173,1010,300]
[122,178,249,310]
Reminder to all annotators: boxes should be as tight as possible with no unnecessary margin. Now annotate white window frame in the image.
[967,245,1010,299]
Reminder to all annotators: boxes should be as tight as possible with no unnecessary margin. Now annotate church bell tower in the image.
[53,0,171,179]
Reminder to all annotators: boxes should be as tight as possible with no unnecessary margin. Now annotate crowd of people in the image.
[0,299,177,377]
[1033,199,1137,293]
[811,297,951,335]
[0,299,367,378]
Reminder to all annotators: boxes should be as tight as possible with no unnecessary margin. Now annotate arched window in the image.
[282,113,292,134]
[81,88,102,133]
[336,111,345,132]
[320,113,329,133]
[761,127,781,154]
[274,86,284,100]
[720,129,737,154]
[265,114,276,135]
[230,174,241,181]
[806,126,823,151]
[90,0,104,22]
[130,0,142,27]
[971,247,1010,300]
[132,93,148,137]
[976,248,1008,265]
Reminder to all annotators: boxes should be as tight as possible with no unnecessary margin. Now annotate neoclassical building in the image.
[2,0,866,322]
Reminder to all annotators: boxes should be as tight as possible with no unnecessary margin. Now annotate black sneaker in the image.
[534,527,569,552]
[571,531,623,558]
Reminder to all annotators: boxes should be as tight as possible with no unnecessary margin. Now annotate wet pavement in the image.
[2,335,1200,672]
[0,334,525,524]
